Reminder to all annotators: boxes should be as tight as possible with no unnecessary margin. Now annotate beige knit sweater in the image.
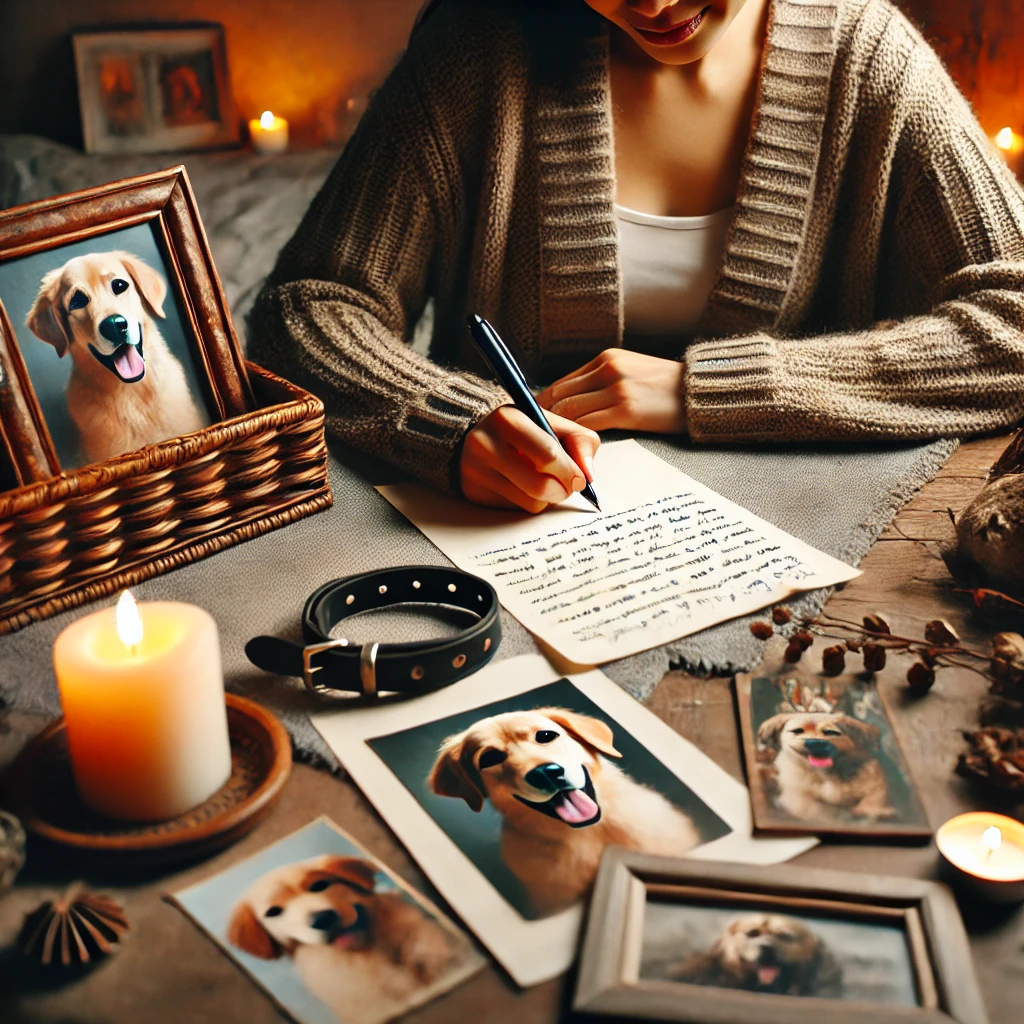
[248,0,1024,494]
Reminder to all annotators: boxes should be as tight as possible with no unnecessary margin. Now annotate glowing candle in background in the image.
[54,591,232,822]
[249,110,289,155]
[994,126,1024,178]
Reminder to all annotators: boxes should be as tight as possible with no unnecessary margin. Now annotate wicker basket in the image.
[0,362,332,634]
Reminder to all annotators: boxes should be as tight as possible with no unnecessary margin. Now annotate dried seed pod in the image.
[957,727,1024,791]
[792,630,815,651]
[750,621,774,640]
[771,606,792,625]
[991,632,1024,667]
[18,884,129,966]
[845,637,862,653]
[919,647,941,667]
[862,643,886,673]
[924,619,960,646]
[906,661,936,694]
[863,612,891,635]
[822,645,846,677]
[783,640,805,663]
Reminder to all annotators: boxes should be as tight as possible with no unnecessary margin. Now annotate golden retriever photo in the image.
[739,676,929,836]
[171,818,481,1024]
[641,900,920,1006]
[670,912,843,997]
[428,706,702,916]
[23,248,208,464]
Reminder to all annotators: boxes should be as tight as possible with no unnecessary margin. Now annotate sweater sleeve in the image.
[684,38,1024,444]
[246,43,506,495]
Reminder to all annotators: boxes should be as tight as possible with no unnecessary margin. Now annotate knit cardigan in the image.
[248,0,1024,495]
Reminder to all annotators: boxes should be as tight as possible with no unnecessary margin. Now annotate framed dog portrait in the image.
[73,26,239,155]
[0,167,253,486]
[736,673,931,841]
[575,851,988,1024]
[170,816,484,1024]
[310,654,814,987]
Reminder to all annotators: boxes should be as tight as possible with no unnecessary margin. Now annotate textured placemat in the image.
[0,436,956,772]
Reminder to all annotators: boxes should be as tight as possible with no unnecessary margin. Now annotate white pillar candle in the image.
[54,592,231,822]
[936,812,1024,903]
[249,110,289,154]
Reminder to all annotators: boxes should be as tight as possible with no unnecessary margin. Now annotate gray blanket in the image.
[0,135,957,770]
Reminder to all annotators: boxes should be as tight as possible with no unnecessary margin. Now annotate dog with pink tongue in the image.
[429,707,699,916]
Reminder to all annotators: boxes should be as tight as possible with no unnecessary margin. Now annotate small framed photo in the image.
[170,816,484,1024]
[575,850,988,1024]
[0,166,253,485]
[73,26,239,154]
[736,673,931,840]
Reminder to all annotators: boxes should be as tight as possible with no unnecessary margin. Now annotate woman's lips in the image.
[633,6,710,46]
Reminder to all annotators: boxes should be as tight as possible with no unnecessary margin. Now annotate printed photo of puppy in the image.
[226,853,464,1024]
[428,707,700,916]
[757,712,896,823]
[25,250,208,463]
[670,912,843,998]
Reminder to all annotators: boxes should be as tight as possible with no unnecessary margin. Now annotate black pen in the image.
[466,314,601,511]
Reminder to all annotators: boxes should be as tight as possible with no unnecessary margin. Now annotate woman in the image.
[248,0,1024,513]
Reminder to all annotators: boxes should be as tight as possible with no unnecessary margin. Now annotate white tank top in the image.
[614,204,733,337]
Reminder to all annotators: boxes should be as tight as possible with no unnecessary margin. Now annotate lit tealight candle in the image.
[936,812,1024,903]
[54,591,232,822]
[249,110,289,155]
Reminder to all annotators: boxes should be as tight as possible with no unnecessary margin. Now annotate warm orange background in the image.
[0,1,1020,149]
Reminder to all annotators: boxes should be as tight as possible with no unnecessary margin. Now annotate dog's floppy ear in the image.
[838,716,881,750]
[25,268,71,357]
[315,856,377,894]
[429,732,485,812]
[114,251,167,319]
[541,708,622,759]
[757,714,791,751]
[226,901,282,960]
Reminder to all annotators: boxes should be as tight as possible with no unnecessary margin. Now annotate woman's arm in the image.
[247,32,508,496]
[684,43,1024,444]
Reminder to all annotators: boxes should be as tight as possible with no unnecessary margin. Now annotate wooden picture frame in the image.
[735,672,932,841]
[575,850,988,1024]
[0,165,253,486]
[73,26,239,155]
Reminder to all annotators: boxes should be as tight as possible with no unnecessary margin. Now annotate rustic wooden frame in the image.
[73,25,239,156]
[0,165,254,485]
[575,851,988,1024]
[735,672,932,841]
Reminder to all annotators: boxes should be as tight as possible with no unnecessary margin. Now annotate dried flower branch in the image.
[957,727,1024,791]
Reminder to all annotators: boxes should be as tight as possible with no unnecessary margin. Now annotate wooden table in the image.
[2,433,1022,1023]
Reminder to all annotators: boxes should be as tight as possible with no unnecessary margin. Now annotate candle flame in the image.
[982,825,1002,855]
[260,110,275,130]
[996,127,1016,151]
[116,590,144,648]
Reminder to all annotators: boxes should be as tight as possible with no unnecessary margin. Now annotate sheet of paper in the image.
[377,440,860,665]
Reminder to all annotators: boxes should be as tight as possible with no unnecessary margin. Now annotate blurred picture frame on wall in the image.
[73,25,239,155]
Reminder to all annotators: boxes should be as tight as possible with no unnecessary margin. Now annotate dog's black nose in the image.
[525,763,569,793]
[309,909,340,932]
[757,946,780,965]
[99,315,129,343]
[803,738,835,756]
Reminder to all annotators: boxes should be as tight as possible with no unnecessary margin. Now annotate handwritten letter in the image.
[377,441,859,665]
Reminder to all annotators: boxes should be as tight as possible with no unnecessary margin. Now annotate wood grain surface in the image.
[1,432,1022,1024]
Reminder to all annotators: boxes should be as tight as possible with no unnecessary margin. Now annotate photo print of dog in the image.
[171,817,482,1024]
[21,246,208,465]
[640,899,921,1006]
[739,675,929,836]
[369,679,731,920]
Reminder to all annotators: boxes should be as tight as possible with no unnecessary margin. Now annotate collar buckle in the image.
[301,639,349,694]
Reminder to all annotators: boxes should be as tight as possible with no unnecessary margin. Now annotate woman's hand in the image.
[460,406,600,513]
[536,349,688,434]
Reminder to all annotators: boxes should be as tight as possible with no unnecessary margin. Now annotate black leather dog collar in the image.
[245,566,501,698]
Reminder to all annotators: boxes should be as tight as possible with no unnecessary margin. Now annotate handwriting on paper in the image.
[377,440,860,665]
[475,493,816,653]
